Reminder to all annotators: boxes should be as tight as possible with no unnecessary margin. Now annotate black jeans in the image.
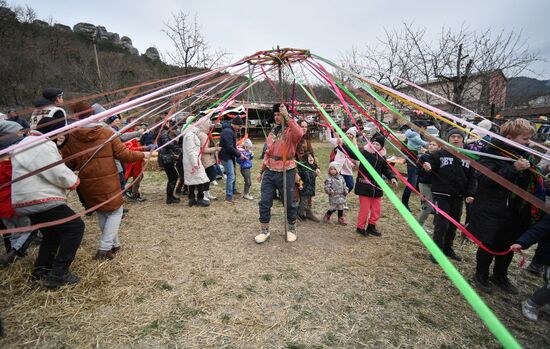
[29,205,84,273]
[164,164,179,198]
[476,244,514,279]
[433,195,463,253]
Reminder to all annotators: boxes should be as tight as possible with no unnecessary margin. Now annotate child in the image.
[324,161,348,225]
[468,119,544,294]
[236,138,254,200]
[510,214,550,321]
[417,141,440,229]
[422,128,476,262]
[342,132,398,236]
[298,152,320,221]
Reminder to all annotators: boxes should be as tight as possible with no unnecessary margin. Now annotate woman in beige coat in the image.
[197,118,221,201]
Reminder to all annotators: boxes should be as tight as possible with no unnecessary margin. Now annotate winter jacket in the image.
[157,129,181,168]
[417,152,433,184]
[324,174,348,206]
[0,158,14,218]
[11,132,79,210]
[468,139,544,244]
[182,126,209,185]
[7,116,30,129]
[298,163,317,197]
[236,149,253,169]
[426,149,477,197]
[326,129,355,176]
[262,118,304,172]
[61,125,144,212]
[405,128,428,151]
[515,214,550,266]
[343,143,396,198]
[219,122,241,161]
[197,132,217,169]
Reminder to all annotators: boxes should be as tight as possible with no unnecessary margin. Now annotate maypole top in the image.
[245,48,310,66]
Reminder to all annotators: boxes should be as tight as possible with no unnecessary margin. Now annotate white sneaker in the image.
[243,194,254,200]
[255,231,270,244]
[202,196,210,202]
[212,180,218,186]
[286,231,297,242]
[208,191,217,200]
[343,205,350,210]
[522,300,539,321]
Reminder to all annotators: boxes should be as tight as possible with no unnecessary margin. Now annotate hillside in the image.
[0,4,336,111]
[0,5,195,109]
[506,76,550,107]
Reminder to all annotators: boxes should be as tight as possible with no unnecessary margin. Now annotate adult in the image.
[325,127,358,194]
[30,88,67,130]
[197,117,221,201]
[255,104,304,244]
[182,121,211,207]
[219,117,246,203]
[469,119,545,294]
[157,123,182,204]
[11,116,84,289]
[402,121,428,211]
[6,108,30,129]
[62,102,144,260]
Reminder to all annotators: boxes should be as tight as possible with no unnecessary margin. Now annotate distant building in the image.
[400,70,507,117]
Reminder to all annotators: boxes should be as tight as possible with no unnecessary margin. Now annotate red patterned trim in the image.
[13,197,66,208]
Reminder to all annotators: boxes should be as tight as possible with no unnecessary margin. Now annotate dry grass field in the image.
[1,142,548,348]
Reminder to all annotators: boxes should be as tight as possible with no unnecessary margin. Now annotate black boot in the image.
[0,249,17,267]
[367,224,382,237]
[42,266,80,289]
[166,182,180,204]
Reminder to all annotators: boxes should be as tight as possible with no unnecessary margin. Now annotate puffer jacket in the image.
[182,126,209,185]
[298,163,317,197]
[61,125,144,212]
[343,143,396,198]
[324,174,348,205]
[468,139,543,244]
[197,118,218,169]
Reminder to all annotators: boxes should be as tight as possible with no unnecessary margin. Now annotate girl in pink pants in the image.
[341,132,398,236]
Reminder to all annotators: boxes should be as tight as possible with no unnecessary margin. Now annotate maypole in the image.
[277,45,289,240]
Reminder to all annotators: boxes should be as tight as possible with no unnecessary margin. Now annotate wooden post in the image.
[277,46,289,240]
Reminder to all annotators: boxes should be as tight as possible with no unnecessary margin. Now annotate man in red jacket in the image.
[255,104,304,244]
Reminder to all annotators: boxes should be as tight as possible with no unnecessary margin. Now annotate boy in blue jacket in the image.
[236,139,254,200]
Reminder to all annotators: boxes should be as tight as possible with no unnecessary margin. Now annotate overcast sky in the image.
[8,0,550,79]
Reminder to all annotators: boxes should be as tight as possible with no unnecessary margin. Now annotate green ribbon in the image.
[296,75,522,349]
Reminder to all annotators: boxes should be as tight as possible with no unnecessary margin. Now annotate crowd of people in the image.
[0,91,549,325]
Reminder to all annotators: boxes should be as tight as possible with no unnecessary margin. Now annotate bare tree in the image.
[163,11,231,73]
[13,4,36,23]
[341,23,542,125]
